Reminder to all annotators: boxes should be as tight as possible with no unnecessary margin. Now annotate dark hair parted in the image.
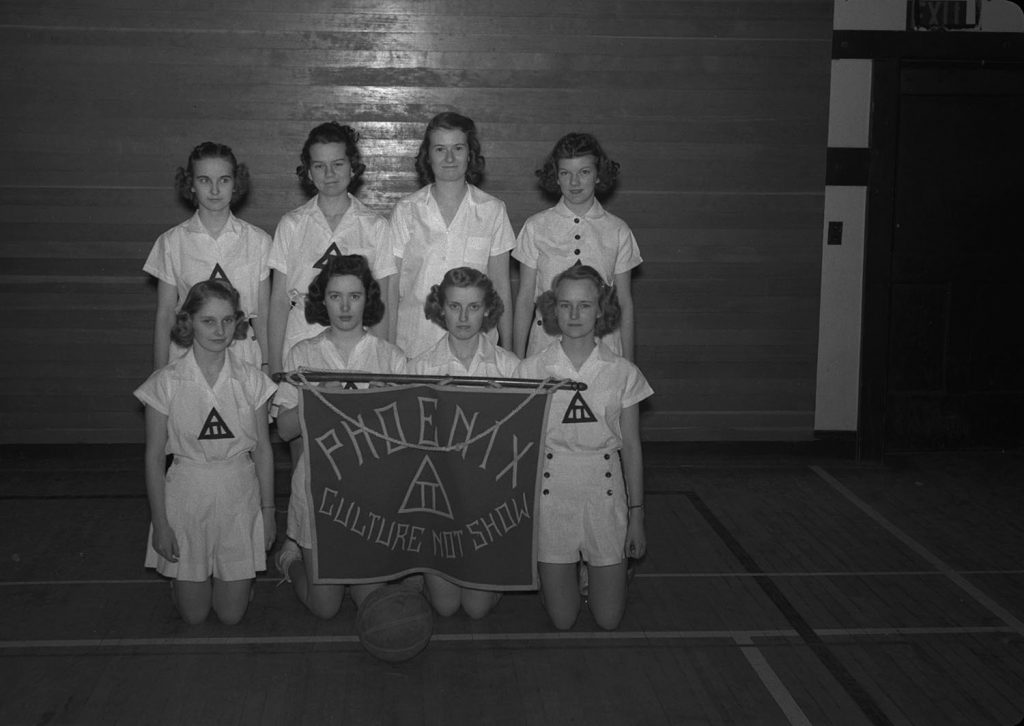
[537,264,621,338]
[304,254,385,328]
[535,132,620,195]
[415,112,486,187]
[170,280,249,348]
[296,122,367,196]
[423,267,504,332]
[174,142,251,206]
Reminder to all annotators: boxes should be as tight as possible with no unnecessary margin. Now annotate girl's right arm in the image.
[276,405,301,442]
[268,269,289,375]
[386,259,401,345]
[153,281,178,370]
[143,405,177,562]
[512,263,538,358]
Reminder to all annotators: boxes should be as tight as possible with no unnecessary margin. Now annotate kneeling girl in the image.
[274,254,408,618]
[515,265,651,631]
[409,266,520,617]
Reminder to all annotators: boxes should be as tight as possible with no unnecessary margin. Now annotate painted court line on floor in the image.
[810,464,1024,638]
[1,624,1016,652]
[5,568,1023,587]
[735,635,813,726]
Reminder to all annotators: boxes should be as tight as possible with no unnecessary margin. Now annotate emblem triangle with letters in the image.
[562,391,597,424]
[198,407,235,440]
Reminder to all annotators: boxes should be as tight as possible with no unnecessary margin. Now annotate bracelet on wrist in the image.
[628,503,644,510]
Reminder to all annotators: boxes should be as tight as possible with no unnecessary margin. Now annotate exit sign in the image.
[912,0,979,29]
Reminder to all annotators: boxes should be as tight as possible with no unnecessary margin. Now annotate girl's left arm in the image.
[255,277,271,367]
[614,270,635,362]
[488,251,512,348]
[253,402,276,551]
[620,403,646,559]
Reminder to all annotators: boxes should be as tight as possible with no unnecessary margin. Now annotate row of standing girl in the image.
[135,112,651,630]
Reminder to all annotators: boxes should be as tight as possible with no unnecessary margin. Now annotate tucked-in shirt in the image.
[388,184,515,359]
[274,330,408,412]
[409,334,520,378]
[144,211,272,323]
[270,195,395,358]
[134,349,276,462]
[515,341,652,453]
[514,199,642,356]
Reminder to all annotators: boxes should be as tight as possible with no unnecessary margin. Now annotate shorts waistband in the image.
[544,448,619,459]
[171,453,252,469]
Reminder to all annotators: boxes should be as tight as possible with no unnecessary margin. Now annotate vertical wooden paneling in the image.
[0,0,832,443]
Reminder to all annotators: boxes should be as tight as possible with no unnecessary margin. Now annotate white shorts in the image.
[537,450,627,567]
[145,455,266,582]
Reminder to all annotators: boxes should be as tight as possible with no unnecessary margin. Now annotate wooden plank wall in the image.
[0,0,832,444]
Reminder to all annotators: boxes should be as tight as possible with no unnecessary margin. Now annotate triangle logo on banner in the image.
[343,380,358,390]
[313,243,342,269]
[209,263,231,285]
[561,391,598,424]
[198,407,234,440]
[399,455,454,519]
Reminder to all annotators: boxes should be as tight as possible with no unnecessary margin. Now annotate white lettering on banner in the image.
[374,401,407,455]
[318,488,425,553]
[342,413,379,466]
[315,430,346,481]
[465,491,531,551]
[418,396,439,446]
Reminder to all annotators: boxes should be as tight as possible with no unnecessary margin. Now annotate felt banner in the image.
[298,382,552,589]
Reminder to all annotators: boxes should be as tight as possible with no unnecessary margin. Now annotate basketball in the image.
[356,585,434,663]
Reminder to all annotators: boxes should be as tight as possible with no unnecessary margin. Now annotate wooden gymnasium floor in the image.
[1,442,1023,726]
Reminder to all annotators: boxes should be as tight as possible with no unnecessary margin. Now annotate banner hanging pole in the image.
[275,368,587,391]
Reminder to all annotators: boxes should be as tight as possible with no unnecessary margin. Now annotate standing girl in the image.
[274,254,407,619]
[513,133,642,361]
[387,111,515,359]
[268,122,394,374]
[409,266,520,618]
[515,265,652,631]
[135,280,277,625]
[145,142,271,371]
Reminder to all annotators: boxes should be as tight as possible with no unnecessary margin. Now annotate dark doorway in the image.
[867,62,1024,453]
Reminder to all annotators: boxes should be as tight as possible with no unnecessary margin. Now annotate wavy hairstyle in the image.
[304,254,384,328]
[423,267,504,332]
[414,111,486,186]
[535,132,620,195]
[174,141,251,206]
[170,279,249,348]
[295,122,366,196]
[537,264,621,338]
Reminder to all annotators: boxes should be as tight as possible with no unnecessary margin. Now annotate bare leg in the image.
[172,580,212,625]
[538,562,580,630]
[212,578,253,625]
[291,546,345,619]
[461,588,502,620]
[586,560,628,631]
[424,574,461,616]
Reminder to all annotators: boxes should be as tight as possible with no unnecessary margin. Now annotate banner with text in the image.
[299,383,552,589]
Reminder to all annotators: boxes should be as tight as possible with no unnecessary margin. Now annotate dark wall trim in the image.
[826,147,871,186]
[834,30,1024,61]
[857,60,902,462]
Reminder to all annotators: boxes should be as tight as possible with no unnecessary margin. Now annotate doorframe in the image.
[855,43,1024,459]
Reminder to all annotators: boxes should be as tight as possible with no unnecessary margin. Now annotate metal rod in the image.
[273,368,587,391]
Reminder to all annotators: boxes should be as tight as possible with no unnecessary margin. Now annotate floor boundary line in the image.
[810,464,1024,638]
[735,635,814,726]
[1,624,1014,651]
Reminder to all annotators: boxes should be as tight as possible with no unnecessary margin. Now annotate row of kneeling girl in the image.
[135,112,651,632]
